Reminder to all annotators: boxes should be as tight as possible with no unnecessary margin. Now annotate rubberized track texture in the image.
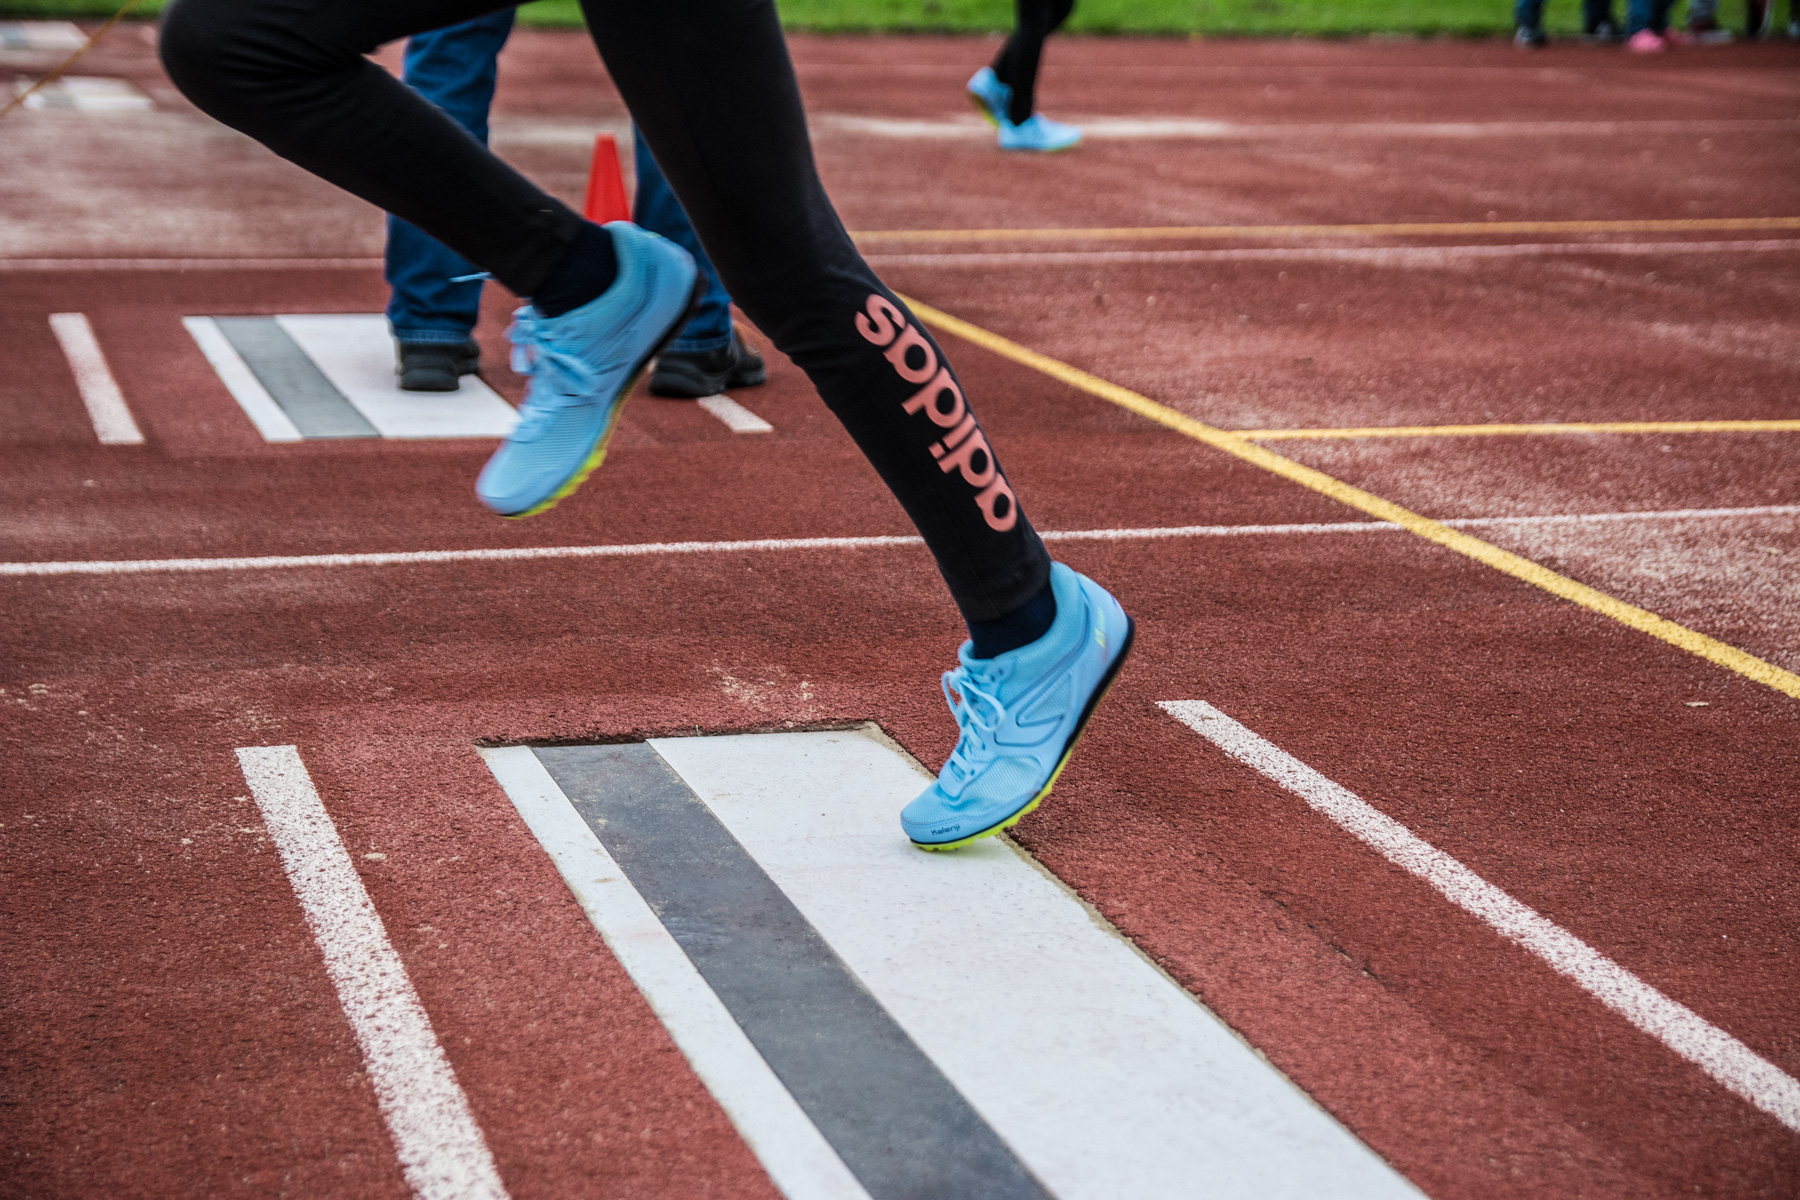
[3,24,1799,1200]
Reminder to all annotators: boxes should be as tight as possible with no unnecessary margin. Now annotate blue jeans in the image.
[1514,0,1618,30]
[386,12,734,351]
[384,9,514,346]
[1625,0,1673,31]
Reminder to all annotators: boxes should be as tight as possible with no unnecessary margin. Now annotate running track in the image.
[2,24,1798,1199]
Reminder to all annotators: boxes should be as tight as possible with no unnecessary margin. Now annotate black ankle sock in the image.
[967,580,1056,658]
[532,222,618,318]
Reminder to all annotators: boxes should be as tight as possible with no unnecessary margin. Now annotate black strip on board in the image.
[212,316,377,438]
[532,742,1052,1200]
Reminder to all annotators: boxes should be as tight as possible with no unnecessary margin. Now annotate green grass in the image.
[0,0,1740,38]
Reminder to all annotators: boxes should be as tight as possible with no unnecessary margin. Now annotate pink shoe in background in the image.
[1625,28,1669,50]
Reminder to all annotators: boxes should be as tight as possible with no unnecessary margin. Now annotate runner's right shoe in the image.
[997,113,1083,153]
[902,562,1133,851]
[476,221,698,517]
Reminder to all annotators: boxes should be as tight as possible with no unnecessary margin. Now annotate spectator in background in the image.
[1623,0,1680,48]
[387,10,763,397]
[1515,0,1619,45]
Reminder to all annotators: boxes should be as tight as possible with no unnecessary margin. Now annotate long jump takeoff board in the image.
[184,314,519,441]
[481,729,1420,1200]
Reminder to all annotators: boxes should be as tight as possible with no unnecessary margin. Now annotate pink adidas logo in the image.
[855,295,1018,532]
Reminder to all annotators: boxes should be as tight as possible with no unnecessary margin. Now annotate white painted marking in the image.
[477,747,872,1200]
[0,257,385,272]
[235,746,509,1200]
[6,237,1797,274]
[181,316,303,443]
[1158,701,1800,1136]
[5,505,1796,578]
[867,239,1800,270]
[0,20,85,51]
[48,313,142,445]
[650,729,1421,1200]
[14,75,153,112]
[696,394,773,434]
[275,315,518,440]
[818,114,1800,140]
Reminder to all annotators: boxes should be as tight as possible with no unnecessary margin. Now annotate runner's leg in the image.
[160,0,1051,621]
[991,0,1076,125]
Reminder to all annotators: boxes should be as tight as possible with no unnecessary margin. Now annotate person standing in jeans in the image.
[1513,0,1619,45]
[386,10,763,397]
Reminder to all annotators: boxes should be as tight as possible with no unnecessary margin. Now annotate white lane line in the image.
[650,729,1421,1199]
[1158,702,1800,1136]
[5,505,1795,578]
[47,313,143,445]
[182,317,303,443]
[13,75,154,111]
[817,114,1800,140]
[867,239,1800,269]
[236,746,509,1200]
[0,258,384,272]
[696,394,774,434]
[478,747,872,1200]
[276,315,518,440]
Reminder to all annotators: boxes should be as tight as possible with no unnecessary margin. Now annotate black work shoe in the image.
[397,340,480,392]
[647,328,767,398]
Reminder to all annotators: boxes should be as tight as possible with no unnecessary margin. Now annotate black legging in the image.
[991,0,1075,126]
[158,0,1051,622]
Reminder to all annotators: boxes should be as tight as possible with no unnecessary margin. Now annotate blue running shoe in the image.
[476,222,699,518]
[997,112,1083,153]
[967,66,1013,128]
[902,562,1133,851]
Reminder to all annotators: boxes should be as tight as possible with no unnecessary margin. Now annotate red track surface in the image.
[4,25,1799,1199]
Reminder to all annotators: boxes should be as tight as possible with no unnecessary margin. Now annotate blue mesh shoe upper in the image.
[902,562,1131,848]
[476,222,696,516]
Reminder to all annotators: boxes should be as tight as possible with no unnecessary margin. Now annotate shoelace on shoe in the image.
[939,659,1008,791]
[506,307,605,440]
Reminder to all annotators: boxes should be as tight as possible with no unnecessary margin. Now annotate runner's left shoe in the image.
[903,562,1134,851]
[476,221,699,517]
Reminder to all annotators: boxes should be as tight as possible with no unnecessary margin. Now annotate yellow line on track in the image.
[1238,419,1800,441]
[900,295,1800,702]
[855,217,1800,244]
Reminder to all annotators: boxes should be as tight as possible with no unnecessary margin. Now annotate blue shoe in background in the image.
[902,562,1134,850]
[967,66,1013,128]
[477,222,698,517]
[998,112,1083,153]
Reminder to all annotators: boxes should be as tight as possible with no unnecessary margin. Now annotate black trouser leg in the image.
[160,0,580,296]
[991,0,1076,125]
[159,0,1052,621]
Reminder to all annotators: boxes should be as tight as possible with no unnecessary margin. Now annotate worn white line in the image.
[478,747,872,1200]
[817,114,1800,140]
[0,257,383,272]
[697,394,775,434]
[47,313,142,445]
[5,506,1795,578]
[236,746,509,1200]
[181,316,303,443]
[1158,701,1800,1135]
[866,239,1800,269]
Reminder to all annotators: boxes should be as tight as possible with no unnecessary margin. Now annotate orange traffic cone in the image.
[582,132,631,224]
